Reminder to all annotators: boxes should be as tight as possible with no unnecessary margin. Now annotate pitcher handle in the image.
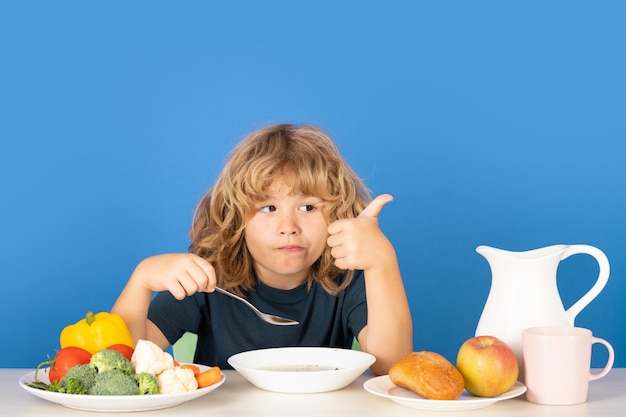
[562,245,610,323]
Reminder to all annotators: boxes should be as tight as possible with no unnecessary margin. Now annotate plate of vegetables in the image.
[19,340,225,412]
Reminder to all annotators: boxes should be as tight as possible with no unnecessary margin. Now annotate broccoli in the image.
[46,380,64,393]
[62,378,89,395]
[89,349,132,375]
[60,364,97,392]
[47,375,90,395]
[89,370,138,395]
[135,372,159,395]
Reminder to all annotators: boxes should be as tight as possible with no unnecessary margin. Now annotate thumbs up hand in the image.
[327,194,395,271]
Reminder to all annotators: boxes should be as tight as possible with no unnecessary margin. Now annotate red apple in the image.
[455,335,519,397]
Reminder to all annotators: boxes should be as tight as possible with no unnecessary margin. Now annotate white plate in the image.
[363,375,526,411]
[227,347,376,393]
[19,365,225,412]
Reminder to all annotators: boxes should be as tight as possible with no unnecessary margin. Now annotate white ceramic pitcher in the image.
[474,244,610,377]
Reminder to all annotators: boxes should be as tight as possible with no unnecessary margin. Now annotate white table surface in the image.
[2,368,625,416]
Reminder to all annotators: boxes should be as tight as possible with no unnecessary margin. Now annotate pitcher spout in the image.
[476,244,569,262]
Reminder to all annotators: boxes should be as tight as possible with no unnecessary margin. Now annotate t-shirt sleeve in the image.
[148,291,207,345]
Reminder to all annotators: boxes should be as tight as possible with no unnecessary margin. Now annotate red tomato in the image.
[48,346,92,383]
[106,344,135,361]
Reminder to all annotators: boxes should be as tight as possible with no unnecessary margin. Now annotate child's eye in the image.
[260,205,277,213]
[299,204,315,212]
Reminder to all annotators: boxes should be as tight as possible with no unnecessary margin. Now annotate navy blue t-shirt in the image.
[148,270,368,369]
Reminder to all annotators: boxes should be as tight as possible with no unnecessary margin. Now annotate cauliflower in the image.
[131,339,175,376]
[156,367,198,394]
[129,339,199,394]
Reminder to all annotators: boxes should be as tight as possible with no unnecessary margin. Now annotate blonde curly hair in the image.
[189,123,371,296]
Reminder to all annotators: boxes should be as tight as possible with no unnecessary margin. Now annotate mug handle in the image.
[589,337,615,381]
[563,245,610,323]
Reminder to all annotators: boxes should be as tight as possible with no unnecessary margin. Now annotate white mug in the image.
[522,326,614,405]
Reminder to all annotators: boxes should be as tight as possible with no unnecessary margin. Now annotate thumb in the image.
[358,194,394,219]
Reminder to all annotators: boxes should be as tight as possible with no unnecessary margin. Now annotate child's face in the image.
[244,175,328,289]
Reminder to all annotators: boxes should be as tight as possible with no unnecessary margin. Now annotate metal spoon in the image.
[214,287,299,326]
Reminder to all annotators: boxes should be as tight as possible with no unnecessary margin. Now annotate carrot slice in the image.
[181,364,201,376]
[196,366,221,388]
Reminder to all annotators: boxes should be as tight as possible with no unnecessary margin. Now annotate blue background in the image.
[1,1,624,368]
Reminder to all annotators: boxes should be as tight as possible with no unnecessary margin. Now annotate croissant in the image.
[389,351,465,400]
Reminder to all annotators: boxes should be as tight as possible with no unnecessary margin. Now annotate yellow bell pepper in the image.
[60,311,134,354]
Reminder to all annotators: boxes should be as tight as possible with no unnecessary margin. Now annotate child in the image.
[111,123,412,375]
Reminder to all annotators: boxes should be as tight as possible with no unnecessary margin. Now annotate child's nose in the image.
[278,215,299,235]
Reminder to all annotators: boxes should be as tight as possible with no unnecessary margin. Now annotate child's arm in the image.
[111,253,216,349]
[327,194,413,375]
